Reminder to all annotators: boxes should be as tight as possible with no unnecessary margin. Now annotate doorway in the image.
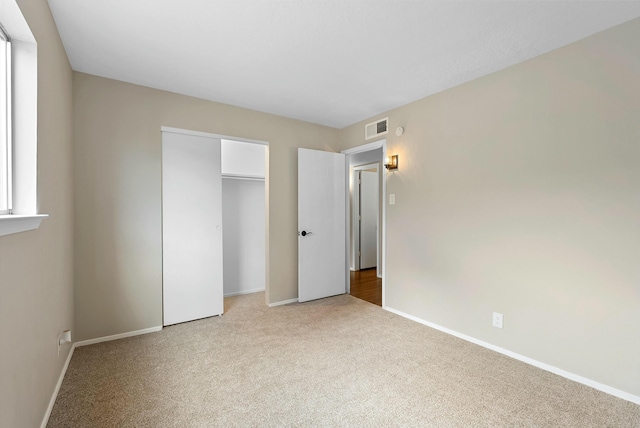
[351,163,380,274]
[341,141,386,307]
[221,139,266,298]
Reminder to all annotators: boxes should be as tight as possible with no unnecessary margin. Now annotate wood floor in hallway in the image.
[350,268,382,306]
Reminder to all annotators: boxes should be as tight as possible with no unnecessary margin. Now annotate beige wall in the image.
[2,6,637,425]
[0,1,74,427]
[73,73,339,341]
[339,19,640,397]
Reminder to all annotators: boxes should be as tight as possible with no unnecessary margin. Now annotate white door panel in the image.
[162,131,223,325]
[298,148,346,303]
[360,170,378,269]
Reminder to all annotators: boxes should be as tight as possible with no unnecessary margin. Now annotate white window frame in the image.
[0,2,48,237]
[0,23,11,215]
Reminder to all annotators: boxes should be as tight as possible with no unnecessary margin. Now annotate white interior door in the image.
[162,130,223,326]
[298,148,346,303]
[359,170,378,269]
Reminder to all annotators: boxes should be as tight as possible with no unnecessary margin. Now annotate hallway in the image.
[349,268,382,306]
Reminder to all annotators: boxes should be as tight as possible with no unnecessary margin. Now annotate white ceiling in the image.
[47,1,640,129]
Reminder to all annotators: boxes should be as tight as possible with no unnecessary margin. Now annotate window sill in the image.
[0,214,49,237]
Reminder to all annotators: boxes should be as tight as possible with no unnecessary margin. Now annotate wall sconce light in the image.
[384,155,398,170]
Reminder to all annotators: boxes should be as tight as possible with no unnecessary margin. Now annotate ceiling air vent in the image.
[365,117,389,140]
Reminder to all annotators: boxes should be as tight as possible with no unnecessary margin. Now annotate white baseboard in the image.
[41,344,75,428]
[74,326,163,347]
[385,306,640,405]
[268,298,298,307]
[224,288,265,297]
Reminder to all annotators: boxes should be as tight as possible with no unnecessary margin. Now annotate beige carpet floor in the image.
[48,292,639,427]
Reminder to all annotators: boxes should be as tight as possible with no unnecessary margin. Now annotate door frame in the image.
[341,140,387,308]
[351,163,380,275]
[160,126,271,311]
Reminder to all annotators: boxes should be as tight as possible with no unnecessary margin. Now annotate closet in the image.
[221,139,266,297]
[162,128,265,326]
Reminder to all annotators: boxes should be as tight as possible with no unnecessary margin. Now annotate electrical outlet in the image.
[58,330,72,356]
[492,312,503,329]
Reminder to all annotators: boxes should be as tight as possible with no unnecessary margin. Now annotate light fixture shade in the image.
[384,155,398,170]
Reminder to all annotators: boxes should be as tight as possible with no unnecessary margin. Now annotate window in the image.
[0,23,10,214]
[0,5,47,236]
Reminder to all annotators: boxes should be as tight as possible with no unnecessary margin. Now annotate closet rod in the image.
[221,173,265,182]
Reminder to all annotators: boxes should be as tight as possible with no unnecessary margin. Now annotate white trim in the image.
[74,326,162,347]
[40,344,75,428]
[160,126,268,146]
[268,298,298,307]
[385,306,640,405]
[352,163,380,171]
[351,168,359,273]
[341,140,385,155]
[11,36,38,214]
[344,155,351,292]
[4,35,13,213]
[0,214,48,236]
[224,288,265,297]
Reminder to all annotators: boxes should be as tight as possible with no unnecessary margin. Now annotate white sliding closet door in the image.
[162,130,223,326]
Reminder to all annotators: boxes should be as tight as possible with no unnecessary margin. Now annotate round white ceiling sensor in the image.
[395,126,404,136]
